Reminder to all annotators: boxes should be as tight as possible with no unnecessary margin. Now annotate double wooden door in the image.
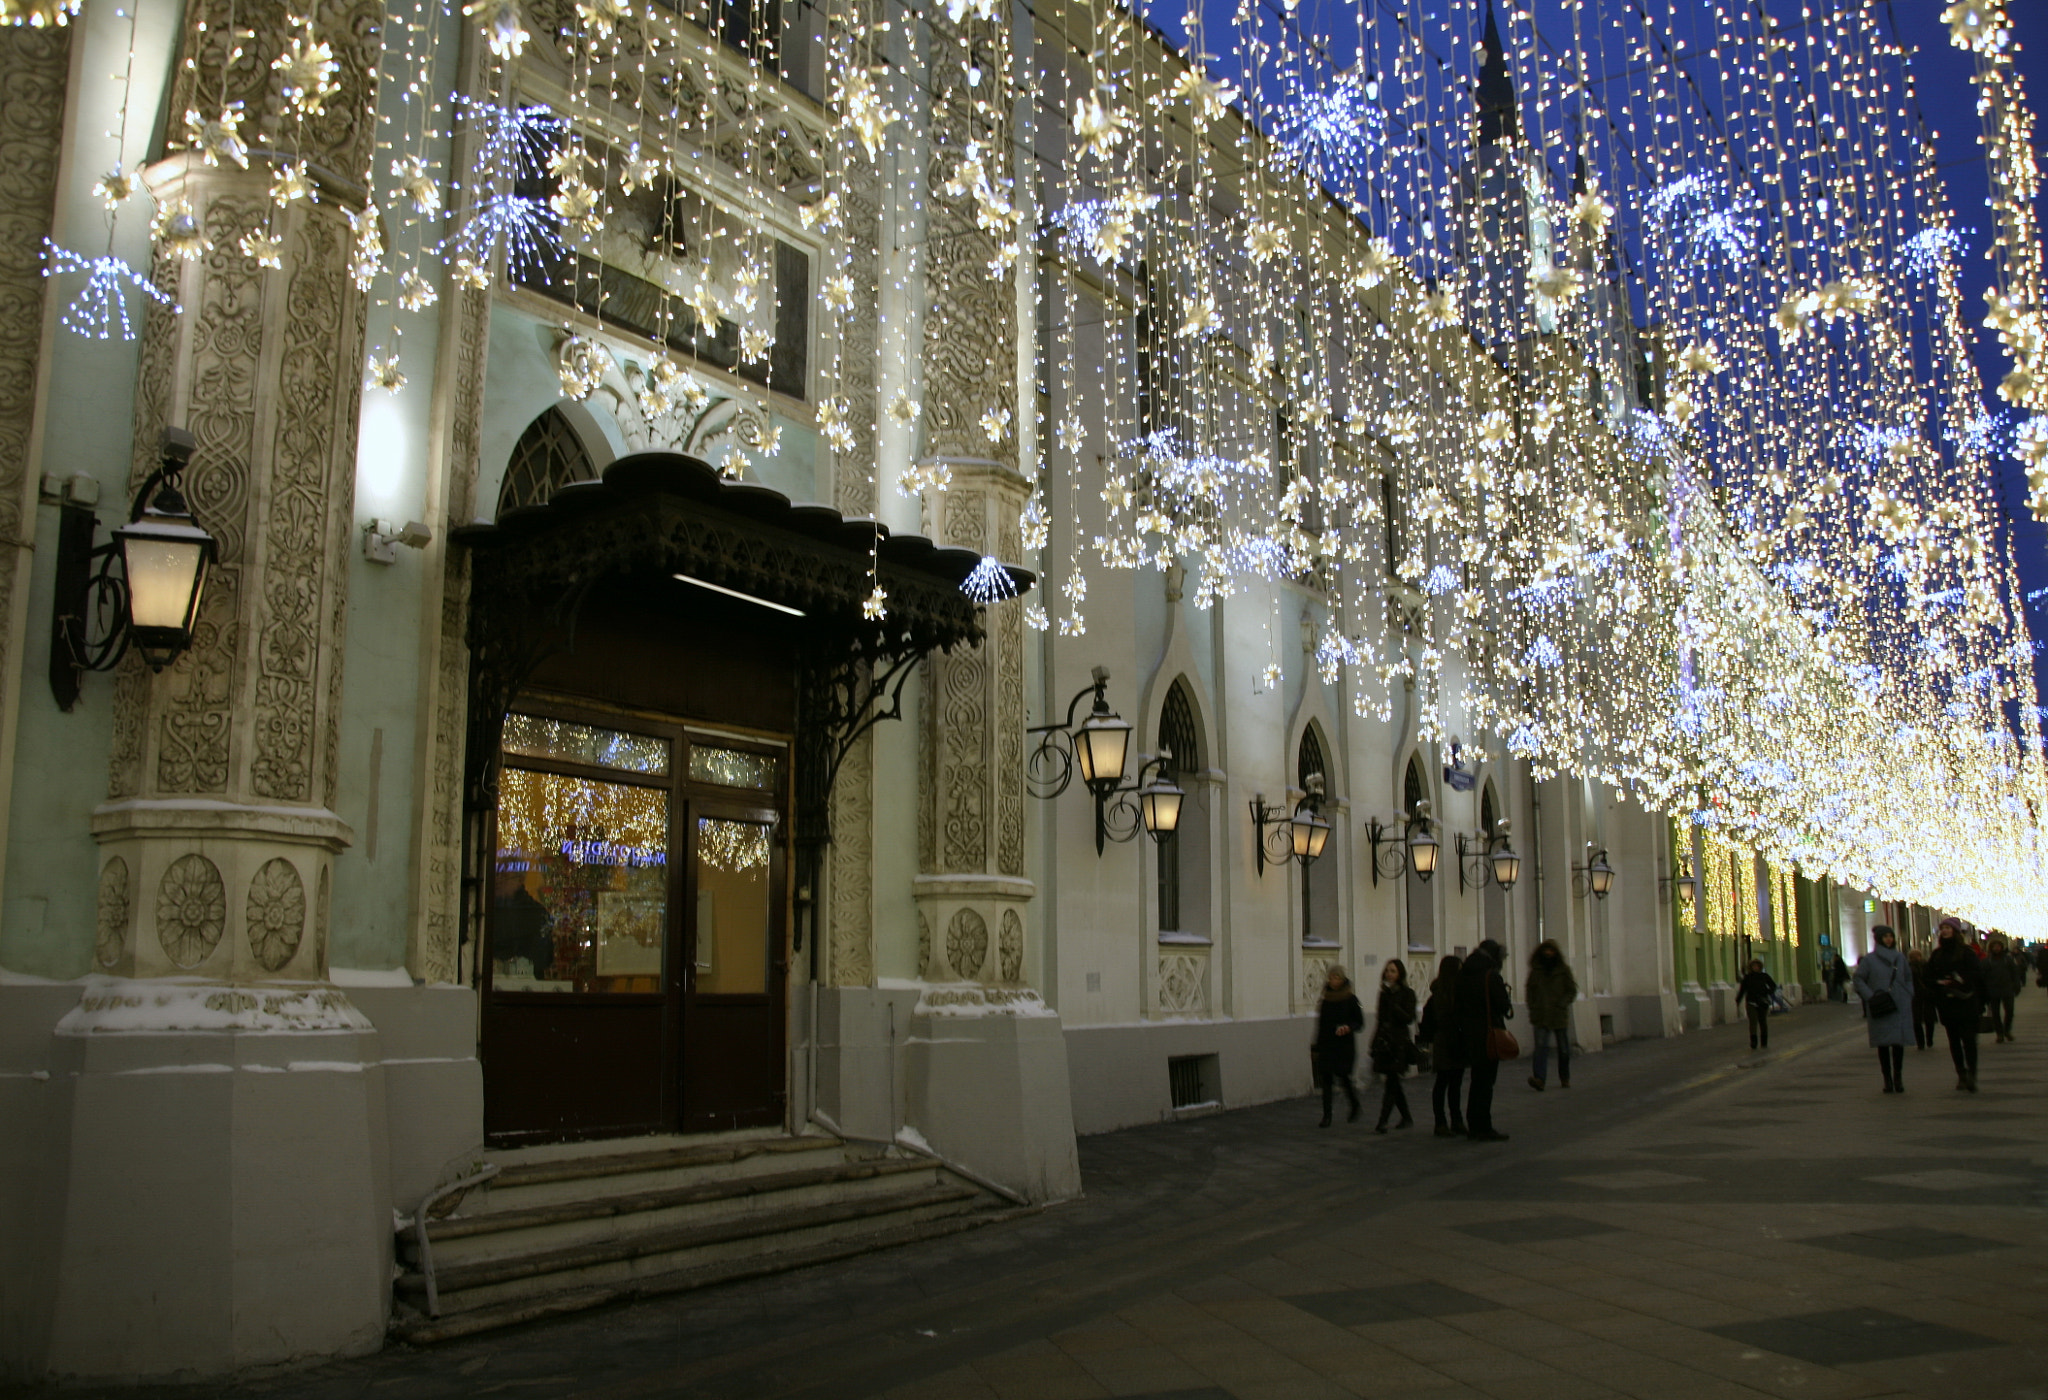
[480,705,791,1144]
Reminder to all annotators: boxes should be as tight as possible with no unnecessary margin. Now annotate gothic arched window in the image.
[1299,727,1337,945]
[1405,754,1436,953]
[499,407,597,517]
[1157,682,1203,936]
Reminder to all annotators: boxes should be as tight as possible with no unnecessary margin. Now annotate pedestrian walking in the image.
[1369,960,1417,1133]
[1524,939,1577,1089]
[1908,948,1939,1050]
[2033,940,2048,990]
[1735,959,1778,1050]
[1826,951,1851,1002]
[1312,964,1364,1126]
[1983,936,2021,1043]
[1421,955,1467,1138]
[1457,938,1515,1142]
[1853,926,1913,1093]
[1928,920,1987,1092]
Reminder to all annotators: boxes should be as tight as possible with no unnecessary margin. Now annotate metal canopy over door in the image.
[456,450,1034,1146]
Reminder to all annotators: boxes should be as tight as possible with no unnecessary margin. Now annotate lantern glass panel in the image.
[1409,829,1440,878]
[1492,846,1522,890]
[1140,780,1184,834]
[1292,812,1330,861]
[1073,714,1131,790]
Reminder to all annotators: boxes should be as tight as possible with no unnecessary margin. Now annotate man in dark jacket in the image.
[1457,939,1513,1141]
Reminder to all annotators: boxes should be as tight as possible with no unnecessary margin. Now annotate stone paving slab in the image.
[14,996,2047,1400]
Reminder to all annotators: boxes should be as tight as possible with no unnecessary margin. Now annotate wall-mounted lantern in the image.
[1457,820,1522,893]
[1028,667,1184,854]
[1365,799,1439,886]
[1573,843,1616,900]
[1250,771,1329,876]
[50,427,217,710]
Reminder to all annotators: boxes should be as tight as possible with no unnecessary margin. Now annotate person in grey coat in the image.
[1854,925,1914,1093]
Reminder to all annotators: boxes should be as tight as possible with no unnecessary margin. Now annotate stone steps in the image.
[391,1134,1017,1340]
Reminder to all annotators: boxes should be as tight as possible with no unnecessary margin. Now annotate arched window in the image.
[1404,754,1436,953]
[1156,682,1201,934]
[1299,727,1337,945]
[500,407,598,516]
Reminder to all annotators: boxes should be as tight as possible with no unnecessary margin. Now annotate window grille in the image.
[1168,1053,1218,1110]
[499,408,596,517]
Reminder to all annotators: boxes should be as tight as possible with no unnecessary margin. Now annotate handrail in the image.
[806,1108,1029,1208]
[410,1163,501,1318]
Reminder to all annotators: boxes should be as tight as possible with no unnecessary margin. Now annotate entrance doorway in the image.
[478,575,797,1145]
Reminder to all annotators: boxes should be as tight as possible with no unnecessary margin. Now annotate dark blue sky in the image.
[1899,2,2048,676]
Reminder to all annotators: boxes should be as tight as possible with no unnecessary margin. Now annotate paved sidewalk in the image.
[20,999,2047,1399]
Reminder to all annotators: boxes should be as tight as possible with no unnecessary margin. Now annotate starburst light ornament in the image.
[154,201,208,261]
[981,406,1011,443]
[557,334,612,400]
[1171,65,1237,122]
[1,0,82,25]
[1181,292,1219,337]
[465,0,529,59]
[93,166,137,209]
[239,230,283,269]
[961,556,1018,604]
[186,105,248,168]
[862,585,888,620]
[43,241,179,340]
[397,268,437,311]
[366,353,406,393]
[393,155,440,214]
[273,23,340,115]
[575,0,629,37]
[838,67,898,161]
[271,161,316,206]
[1354,237,1396,289]
[1073,91,1133,160]
[887,390,920,426]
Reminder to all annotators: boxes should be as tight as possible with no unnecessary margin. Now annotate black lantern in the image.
[1573,844,1616,900]
[1254,772,1329,876]
[1457,821,1522,894]
[50,427,217,709]
[1028,668,1183,854]
[1658,861,1697,906]
[1366,800,1438,886]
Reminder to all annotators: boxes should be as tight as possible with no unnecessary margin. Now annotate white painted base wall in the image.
[1063,1014,1317,1136]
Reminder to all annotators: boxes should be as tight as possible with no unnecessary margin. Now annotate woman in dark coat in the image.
[1853,925,1914,1093]
[1421,956,1466,1137]
[1369,959,1417,1132]
[1928,921,1988,1091]
[1313,964,1365,1126]
[1524,939,1577,1088]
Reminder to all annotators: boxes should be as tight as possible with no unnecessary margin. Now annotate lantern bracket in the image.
[1251,772,1327,876]
[1365,801,1438,886]
[1457,820,1521,894]
[1572,843,1617,900]
[49,426,212,711]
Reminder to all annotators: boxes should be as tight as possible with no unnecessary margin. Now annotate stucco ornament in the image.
[946,908,988,980]
[156,854,227,968]
[246,858,308,972]
[95,858,131,968]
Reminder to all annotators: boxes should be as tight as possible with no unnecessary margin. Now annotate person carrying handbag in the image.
[1853,925,1913,1093]
[1368,960,1418,1133]
[1456,939,1516,1142]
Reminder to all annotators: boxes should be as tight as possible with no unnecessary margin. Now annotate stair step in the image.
[397,1181,983,1299]
[414,1157,937,1246]
[485,1134,841,1192]
[390,1206,1032,1346]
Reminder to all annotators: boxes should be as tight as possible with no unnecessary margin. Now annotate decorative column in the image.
[39,1,392,1380]
[90,0,377,986]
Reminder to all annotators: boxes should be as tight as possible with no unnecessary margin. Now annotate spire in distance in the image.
[1476,1,1520,146]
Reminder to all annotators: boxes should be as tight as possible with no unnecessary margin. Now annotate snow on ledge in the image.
[55,977,374,1036]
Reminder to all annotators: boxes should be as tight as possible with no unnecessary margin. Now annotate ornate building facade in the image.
[0,0,1929,1382]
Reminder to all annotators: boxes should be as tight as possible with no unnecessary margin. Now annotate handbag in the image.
[1484,975,1520,1061]
[1866,989,1898,1018]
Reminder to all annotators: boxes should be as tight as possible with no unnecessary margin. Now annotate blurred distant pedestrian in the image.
[1908,948,1938,1050]
[1369,960,1417,1133]
[1735,959,1778,1051]
[1524,940,1577,1090]
[1826,951,1851,1002]
[1854,926,1913,1093]
[1313,964,1364,1127]
[1984,936,2021,1042]
[1458,938,1515,1142]
[1421,956,1466,1138]
[1929,920,1987,1092]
